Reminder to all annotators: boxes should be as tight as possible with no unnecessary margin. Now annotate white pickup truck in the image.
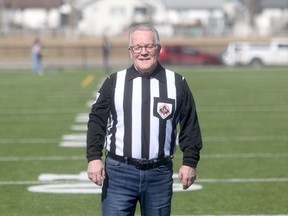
[222,38,288,66]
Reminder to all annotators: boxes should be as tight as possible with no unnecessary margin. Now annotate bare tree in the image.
[244,0,261,27]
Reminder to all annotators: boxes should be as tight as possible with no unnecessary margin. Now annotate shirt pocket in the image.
[153,97,175,121]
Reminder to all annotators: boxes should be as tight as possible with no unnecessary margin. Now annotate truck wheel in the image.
[250,58,263,67]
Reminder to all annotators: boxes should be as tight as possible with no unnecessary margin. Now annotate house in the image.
[161,0,227,36]
[254,0,288,36]
[76,0,230,36]
[0,0,64,33]
[0,0,287,37]
[77,0,167,36]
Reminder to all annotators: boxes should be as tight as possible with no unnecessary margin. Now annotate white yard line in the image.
[0,180,67,185]
[201,153,288,158]
[197,178,288,183]
[204,135,288,142]
[1,152,288,162]
[0,138,59,144]
[0,155,83,161]
[1,135,288,145]
[170,215,288,216]
[1,177,288,186]
[0,153,288,162]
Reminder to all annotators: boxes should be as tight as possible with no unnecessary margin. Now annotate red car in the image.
[158,45,222,65]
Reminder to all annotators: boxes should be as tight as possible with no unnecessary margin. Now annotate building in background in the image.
[0,0,63,35]
[0,0,287,37]
[77,0,166,36]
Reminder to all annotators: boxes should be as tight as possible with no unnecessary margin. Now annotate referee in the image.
[87,24,202,216]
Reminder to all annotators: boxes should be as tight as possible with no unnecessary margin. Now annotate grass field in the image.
[0,66,288,216]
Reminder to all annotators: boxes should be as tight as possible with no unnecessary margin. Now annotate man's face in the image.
[129,30,160,74]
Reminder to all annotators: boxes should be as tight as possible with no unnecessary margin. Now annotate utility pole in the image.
[244,0,261,28]
[67,0,79,38]
[0,0,3,36]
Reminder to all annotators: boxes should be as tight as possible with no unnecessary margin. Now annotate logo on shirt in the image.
[157,103,173,119]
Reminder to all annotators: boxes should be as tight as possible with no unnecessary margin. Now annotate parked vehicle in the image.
[158,45,222,65]
[222,38,288,66]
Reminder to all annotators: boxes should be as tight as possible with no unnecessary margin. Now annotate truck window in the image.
[278,44,288,49]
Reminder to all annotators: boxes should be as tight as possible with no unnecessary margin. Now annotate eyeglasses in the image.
[129,44,158,54]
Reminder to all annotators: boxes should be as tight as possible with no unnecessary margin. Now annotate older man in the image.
[86,24,202,216]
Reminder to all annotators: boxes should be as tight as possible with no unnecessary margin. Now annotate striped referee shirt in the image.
[86,63,202,167]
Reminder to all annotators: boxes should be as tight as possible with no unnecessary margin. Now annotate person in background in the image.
[102,36,111,73]
[31,38,42,75]
[86,24,202,216]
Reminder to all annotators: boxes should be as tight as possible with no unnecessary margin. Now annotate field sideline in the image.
[0,66,288,215]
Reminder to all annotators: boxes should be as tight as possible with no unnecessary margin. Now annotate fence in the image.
[0,44,132,70]
[0,36,272,70]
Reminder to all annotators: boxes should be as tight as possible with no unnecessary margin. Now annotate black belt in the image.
[107,152,173,170]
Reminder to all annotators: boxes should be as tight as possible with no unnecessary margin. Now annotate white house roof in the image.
[159,0,226,10]
[260,0,288,9]
[159,0,288,10]
[2,0,63,8]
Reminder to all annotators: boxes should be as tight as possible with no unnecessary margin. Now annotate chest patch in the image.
[157,103,173,119]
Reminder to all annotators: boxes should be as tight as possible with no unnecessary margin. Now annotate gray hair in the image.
[128,24,160,46]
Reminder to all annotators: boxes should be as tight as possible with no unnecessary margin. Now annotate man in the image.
[31,37,42,75]
[86,24,202,216]
[102,36,111,73]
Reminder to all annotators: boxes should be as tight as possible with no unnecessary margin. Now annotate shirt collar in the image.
[126,62,166,83]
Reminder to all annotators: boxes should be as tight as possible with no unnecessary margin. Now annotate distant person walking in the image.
[102,36,111,73]
[31,38,42,75]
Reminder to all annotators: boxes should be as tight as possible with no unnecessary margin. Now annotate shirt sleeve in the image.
[178,77,203,168]
[86,76,112,162]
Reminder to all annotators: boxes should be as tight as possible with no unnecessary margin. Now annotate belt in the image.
[107,152,173,170]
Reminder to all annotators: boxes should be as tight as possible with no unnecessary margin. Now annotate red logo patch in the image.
[157,103,172,119]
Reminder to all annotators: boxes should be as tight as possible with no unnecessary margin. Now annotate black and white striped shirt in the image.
[87,63,202,167]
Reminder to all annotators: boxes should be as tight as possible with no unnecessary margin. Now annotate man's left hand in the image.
[178,165,197,190]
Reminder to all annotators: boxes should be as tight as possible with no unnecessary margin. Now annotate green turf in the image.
[0,67,288,215]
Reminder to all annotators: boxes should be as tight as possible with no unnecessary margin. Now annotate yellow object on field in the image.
[81,74,94,88]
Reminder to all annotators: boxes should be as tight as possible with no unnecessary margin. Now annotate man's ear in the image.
[129,48,133,59]
[156,45,162,56]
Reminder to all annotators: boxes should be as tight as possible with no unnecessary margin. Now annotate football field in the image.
[0,66,288,215]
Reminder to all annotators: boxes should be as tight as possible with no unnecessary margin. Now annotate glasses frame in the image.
[129,44,158,54]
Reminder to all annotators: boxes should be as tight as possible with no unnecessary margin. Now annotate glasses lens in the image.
[146,45,156,52]
[131,44,156,53]
[133,46,142,53]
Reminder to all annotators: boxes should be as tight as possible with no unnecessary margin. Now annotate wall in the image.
[0,35,273,70]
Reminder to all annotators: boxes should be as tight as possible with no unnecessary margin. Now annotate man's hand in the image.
[87,159,105,186]
[178,165,197,190]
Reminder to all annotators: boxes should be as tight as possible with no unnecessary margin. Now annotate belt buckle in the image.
[136,159,152,170]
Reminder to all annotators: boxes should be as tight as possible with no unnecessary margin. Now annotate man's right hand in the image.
[87,159,105,186]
